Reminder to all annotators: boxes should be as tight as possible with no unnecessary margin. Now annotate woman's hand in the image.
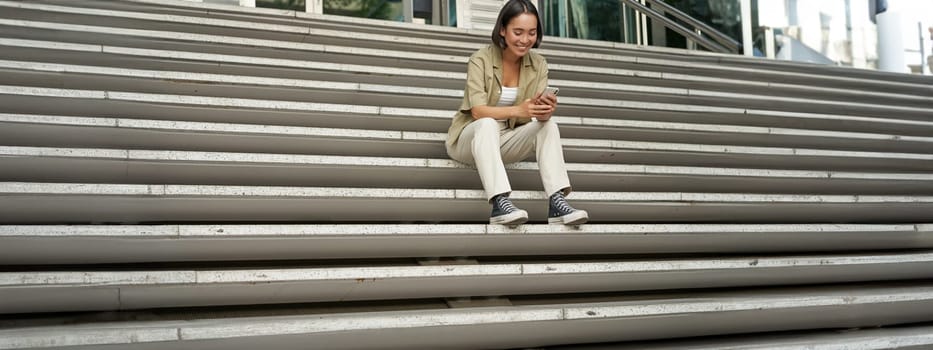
[517,95,554,120]
[471,93,557,121]
[532,92,558,121]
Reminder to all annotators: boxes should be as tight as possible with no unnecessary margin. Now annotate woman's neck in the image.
[502,49,522,66]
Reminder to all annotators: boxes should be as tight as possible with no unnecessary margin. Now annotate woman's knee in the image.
[538,120,561,135]
[473,117,499,131]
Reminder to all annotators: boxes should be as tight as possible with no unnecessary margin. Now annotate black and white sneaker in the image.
[548,191,588,225]
[490,194,528,225]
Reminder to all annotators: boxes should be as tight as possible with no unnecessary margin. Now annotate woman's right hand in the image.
[517,98,554,119]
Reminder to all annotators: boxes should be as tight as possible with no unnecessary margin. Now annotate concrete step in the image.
[2,113,931,172]
[3,252,933,314]
[0,283,931,349]
[550,324,933,349]
[3,146,933,194]
[72,0,929,91]
[174,0,933,88]
[2,59,933,153]
[2,36,930,134]
[0,20,930,116]
[1,182,932,224]
[0,7,931,108]
[7,0,933,98]
[0,0,928,347]
[0,59,926,141]
[2,55,927,126]
[2,27,926,114]
[4,39,930,131]
[2,224,930,264]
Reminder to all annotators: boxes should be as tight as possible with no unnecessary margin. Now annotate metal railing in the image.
[619,0,741,54]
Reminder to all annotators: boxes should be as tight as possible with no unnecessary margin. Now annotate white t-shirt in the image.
[496,87,518,106]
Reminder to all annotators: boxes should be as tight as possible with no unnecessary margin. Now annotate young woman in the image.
[446,0,588,225]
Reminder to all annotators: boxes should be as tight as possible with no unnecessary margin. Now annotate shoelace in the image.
[496,196,517,213]
[551,193,575,214]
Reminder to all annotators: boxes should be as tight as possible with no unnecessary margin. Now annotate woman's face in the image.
[500,13,538,59]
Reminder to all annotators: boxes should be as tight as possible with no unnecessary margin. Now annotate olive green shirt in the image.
[446,44,549,147]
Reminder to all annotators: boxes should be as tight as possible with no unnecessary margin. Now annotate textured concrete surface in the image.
[4,0,931,97]
[1,284,932,349]
[0,0,930,348]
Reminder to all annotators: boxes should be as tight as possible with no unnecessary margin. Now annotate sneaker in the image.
[490,194,528,225]
[548,191,588,225]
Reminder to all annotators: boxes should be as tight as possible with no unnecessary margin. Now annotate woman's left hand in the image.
[534,93,558,121]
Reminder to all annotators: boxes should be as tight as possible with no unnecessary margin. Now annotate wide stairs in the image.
[0,0,932,348]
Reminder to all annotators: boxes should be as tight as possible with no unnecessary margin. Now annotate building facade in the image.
[209,0,929,73]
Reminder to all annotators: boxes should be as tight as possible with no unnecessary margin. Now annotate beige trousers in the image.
[447,118,572,201]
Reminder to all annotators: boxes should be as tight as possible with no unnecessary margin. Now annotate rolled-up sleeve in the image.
[534,57,549,96]
[459,55,489,114]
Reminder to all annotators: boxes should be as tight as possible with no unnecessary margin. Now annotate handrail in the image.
[619,0,741,54]
[641,0,741,52]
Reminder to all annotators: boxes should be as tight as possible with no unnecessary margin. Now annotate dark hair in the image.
[491,0,543,49]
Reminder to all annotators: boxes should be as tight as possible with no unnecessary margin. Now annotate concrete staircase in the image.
[0,0,932,348]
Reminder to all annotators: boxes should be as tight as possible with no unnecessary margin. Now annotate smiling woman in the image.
[445,0,589,226]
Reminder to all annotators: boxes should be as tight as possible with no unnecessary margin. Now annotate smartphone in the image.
[543,86,559,96]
